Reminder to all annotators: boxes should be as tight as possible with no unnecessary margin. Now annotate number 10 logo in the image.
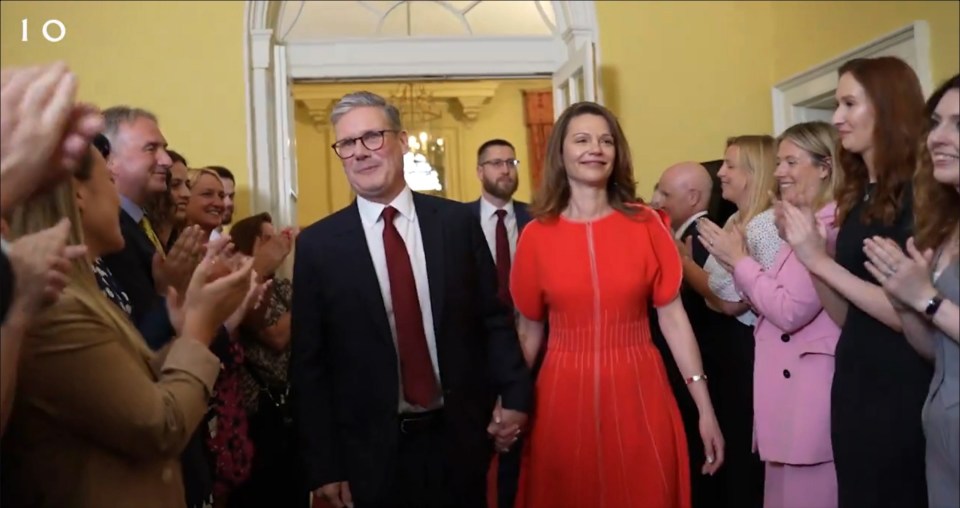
[21,19,67,43]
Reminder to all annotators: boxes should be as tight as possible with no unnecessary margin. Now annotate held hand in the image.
[314,482,353,508]
[698,410,725,476]
[863,236,937,312]
[487,397,528,453]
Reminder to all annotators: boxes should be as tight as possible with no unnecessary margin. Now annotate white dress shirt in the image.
[479,196,519,262]
[673,210,709,241]
[356,187,442,410]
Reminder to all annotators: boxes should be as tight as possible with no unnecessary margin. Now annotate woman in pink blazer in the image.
[700,121,842,508]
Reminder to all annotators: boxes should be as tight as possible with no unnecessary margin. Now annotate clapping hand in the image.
[698,218,747,272]
[775,195,828,268]
[153,225,206,296]
[1,63,103,214]
[863,236,938,313]
[7,218,87,314]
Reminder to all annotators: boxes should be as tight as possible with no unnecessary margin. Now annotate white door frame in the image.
[771,21,933,135]
[243,1,603,226]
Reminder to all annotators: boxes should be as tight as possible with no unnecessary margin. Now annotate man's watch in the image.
[923,294,944,319]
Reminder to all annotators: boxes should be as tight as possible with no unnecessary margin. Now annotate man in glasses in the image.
[467,139,532,508]
[291,91,531,508]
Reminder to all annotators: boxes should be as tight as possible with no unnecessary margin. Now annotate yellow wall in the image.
[293,79,549,226]
[597,1,777,197]
[0,1,251,217]
[3,1,958,214]
[771,1,960,84]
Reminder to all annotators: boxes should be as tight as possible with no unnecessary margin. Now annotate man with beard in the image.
[467,139,531,508]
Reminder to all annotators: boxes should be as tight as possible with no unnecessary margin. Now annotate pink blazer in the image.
[732,203,840,465]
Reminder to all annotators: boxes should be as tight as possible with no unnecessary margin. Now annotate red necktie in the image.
[494,209,512,306]
[381,206,440,408]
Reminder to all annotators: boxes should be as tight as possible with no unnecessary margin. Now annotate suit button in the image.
[783,369,791,379]
[781,333,790,342]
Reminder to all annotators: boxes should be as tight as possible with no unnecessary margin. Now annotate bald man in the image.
[657,161,713,243]
[651,161,721,508]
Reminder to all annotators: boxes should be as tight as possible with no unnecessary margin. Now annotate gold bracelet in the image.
[685,374,708,385]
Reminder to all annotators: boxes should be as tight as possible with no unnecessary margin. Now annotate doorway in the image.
[771,21,933,135]
[243,0,602,228]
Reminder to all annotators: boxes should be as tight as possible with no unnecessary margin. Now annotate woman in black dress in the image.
[779,56,932,507]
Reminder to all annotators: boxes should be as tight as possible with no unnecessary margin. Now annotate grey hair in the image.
[101,106,158,146]
[329,91,402,131]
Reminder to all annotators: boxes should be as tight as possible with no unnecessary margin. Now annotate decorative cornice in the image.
[292,81,502,126]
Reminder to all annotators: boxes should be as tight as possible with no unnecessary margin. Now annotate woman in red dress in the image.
[511,102,725,508]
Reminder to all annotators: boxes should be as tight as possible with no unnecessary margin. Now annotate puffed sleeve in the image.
[510,223,546,321]
[647,208,683,307]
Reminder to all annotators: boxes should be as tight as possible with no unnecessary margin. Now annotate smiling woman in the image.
[186,169,226,236]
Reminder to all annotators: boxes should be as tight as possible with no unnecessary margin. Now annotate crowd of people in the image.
[0,56,957,508]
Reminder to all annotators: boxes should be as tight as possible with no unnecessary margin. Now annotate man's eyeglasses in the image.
[331,130,397,159]
[479,158,520,169]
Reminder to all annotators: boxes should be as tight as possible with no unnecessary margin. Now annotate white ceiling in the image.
[277,0,558,40]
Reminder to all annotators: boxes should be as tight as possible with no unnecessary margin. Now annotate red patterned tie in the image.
[494,209,512,306]
[381,206,439,407]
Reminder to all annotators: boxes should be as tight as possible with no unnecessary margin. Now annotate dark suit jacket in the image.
[1,249,12,325]
[466,198,532,233]
[290,192,532,503]
[101,210,159,326]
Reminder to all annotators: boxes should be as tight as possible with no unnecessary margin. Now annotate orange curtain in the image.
[523,90,554,192]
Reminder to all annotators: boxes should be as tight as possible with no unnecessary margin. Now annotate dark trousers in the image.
[495,437,524,508]
[359,412,485,508]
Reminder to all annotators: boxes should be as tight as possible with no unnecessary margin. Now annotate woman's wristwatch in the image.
[923,293,944,319]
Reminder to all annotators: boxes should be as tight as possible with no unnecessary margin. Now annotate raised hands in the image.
[252,228,294,280]
[1,63,104,214]
[7,218,87,314]
[176,238,256,345]
[152,225,206,296]
[698,218,748,272]
[775,195,828,267]
[863,236,938,313]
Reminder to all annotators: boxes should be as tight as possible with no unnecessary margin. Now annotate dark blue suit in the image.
[467,198,533,508]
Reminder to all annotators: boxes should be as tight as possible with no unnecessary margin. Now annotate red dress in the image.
[511,207,690,508]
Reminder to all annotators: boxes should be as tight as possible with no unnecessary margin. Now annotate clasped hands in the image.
[487,396,528,454]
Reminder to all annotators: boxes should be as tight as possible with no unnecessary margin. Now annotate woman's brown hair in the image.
[914,73,960,251]
[529,102,640,219]
[229,212,272,256]
[834,57,928,226]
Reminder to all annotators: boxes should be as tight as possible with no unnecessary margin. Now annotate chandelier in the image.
[389,83,445,194]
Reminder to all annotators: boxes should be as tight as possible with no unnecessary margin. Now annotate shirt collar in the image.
[119,195,145,223]
[356,186,416,228]
[479,196,515,220]
[674,210,708,240]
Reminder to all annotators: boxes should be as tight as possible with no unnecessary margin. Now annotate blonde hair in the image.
[6,160,152,357]
[727,135,777,225]
[777,121,843,211]
[186,168,222,189]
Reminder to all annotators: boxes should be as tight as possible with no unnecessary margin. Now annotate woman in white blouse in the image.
[687,135,781,507]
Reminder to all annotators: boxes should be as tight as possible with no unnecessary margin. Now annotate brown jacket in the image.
[1,281,220,508]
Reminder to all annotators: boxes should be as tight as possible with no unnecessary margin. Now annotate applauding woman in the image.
[1,141,257,508]
[862,73,959,508]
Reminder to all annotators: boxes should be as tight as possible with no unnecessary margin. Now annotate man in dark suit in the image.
[466,138,531,508]
[291,91,532,508]
[99,106,173,325]
[650,161,718,508]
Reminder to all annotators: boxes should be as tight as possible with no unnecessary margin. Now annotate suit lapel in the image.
[335,202,393,345]
[413,194,446,333]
